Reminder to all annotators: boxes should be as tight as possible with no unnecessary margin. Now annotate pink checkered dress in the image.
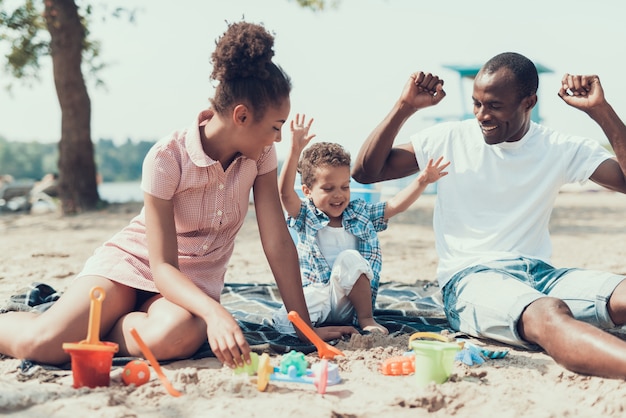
[77,110,277,301]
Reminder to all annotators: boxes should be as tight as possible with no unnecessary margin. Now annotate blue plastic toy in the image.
[242,350,342,394]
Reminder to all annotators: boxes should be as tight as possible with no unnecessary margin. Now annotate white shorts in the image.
[272,250,373,334]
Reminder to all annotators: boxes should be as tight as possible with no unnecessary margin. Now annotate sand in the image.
[1,186,625,417]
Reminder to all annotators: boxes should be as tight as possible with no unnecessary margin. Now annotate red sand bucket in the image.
[62,286,118,388]
[65,342,118,388]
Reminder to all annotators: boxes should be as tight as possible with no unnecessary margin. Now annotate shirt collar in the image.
[186,109,217,168]
[493,122,537,150]
[305,199,361,226]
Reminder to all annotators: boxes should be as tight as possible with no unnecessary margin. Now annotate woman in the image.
[0,21,355,369]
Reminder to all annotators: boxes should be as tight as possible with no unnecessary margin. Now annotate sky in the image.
[1,0,625,161]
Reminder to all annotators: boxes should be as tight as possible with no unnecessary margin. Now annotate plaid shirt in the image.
[288,198,388,303]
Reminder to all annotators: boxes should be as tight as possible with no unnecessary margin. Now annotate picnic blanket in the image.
[7,281,451,372]
[199,281,449,357]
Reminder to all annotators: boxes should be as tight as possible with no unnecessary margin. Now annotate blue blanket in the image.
[193,281,449,358]
[10,281,450,371]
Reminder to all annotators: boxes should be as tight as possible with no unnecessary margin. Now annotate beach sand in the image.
[1,187,625,417]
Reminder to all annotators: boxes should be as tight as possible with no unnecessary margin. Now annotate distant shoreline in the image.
[98,181,143,203]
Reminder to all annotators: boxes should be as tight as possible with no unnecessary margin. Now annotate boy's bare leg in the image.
[348,275,388,334]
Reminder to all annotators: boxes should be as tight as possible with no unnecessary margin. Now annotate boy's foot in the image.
[360,319,389,335]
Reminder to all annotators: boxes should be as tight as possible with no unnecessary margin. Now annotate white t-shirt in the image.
[411,119,613,288]
[317,226,358,268]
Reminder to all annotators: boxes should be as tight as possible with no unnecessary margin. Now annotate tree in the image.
[44,0,97,214]
[1,0,333,214]
[1,0,132,214]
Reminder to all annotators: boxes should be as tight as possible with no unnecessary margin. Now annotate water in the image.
[98,181,143,203]
[97,176,436,204]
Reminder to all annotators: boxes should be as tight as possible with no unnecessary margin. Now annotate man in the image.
[352,52,626,378]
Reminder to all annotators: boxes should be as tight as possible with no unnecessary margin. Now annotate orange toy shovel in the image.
[287,311,344,359]
[130,328,183,397]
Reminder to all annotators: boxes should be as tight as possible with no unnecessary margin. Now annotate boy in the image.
[273,114,449,335]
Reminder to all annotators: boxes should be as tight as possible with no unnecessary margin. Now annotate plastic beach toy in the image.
[272,350,340,393]
[122,359,151,386]
[233,352,260,376]
[270,358,340,394]
[455,341,509,365]
[408,332,460,345]
[380,353,415,376]
[62,287,119,388]
[130,327,183,397]
[257,353,273,392]
[287,311,344,359]
[408,332,461,388]
[255,351,341,394]
[279,350,308,376]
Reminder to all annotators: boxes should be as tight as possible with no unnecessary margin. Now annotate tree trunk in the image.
[44,0,99,214]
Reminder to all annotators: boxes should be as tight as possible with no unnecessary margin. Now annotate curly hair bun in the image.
[211,21,276,82]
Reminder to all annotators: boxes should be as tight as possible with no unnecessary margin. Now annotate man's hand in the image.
[558,74,606,112]
[400,71,446,111]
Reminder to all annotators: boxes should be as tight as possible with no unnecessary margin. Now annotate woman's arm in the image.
[143,193,250,368]
[254,170,357,341]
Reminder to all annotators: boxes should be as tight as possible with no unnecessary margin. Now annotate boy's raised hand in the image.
[290,114,316,154]
[418,156,450,184]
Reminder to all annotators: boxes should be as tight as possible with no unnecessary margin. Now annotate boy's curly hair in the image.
[210,21,291,121]
[298,142,351,187]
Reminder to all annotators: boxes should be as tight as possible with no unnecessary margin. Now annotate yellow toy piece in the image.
[256,353,273,392]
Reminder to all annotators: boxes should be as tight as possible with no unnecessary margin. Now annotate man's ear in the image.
[233,104,249,125]
[524,94,538,112]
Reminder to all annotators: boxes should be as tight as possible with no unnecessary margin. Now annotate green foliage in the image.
[292,0,340,11]
[0,136,57,180]
[0,1,136,90]
[0,0,49,83]
[95,138,153,182]
[0,137,155,182]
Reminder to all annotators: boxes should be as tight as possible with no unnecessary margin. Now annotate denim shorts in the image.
[442,257,625,349]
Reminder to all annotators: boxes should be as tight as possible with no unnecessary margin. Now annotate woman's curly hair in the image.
[210,21,291,121]
[298,142,351,188]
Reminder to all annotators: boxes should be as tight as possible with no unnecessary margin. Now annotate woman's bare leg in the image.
[108,295,208,361]
[0,276,135,365]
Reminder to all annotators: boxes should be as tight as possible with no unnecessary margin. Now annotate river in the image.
[97,176,437,204]
[98,181,144,203]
